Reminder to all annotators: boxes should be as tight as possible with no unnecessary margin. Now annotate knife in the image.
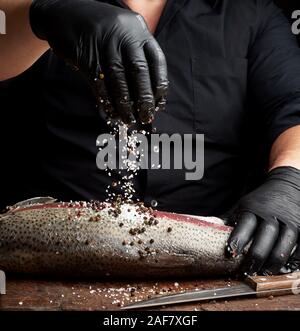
[121,272,300,310]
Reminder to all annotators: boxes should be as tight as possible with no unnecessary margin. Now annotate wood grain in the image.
[0,277,300,311]
[247,272,300,294]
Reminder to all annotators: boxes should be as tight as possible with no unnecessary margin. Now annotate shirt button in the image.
[151,200,158,208]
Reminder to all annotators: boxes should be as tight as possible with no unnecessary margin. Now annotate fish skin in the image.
[0,199,242,278]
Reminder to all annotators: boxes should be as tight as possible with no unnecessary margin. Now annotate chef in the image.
[0,0,300,275]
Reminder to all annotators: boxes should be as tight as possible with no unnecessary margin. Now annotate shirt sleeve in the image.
[248,0,300,147]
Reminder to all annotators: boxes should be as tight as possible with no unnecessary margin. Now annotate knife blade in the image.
[122,272,300,310]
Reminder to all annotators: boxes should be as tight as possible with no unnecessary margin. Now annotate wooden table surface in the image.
[0,277,299,311]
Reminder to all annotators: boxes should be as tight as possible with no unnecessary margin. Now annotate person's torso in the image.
[0,0,274,214]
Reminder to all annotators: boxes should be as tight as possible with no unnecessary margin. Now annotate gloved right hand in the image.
[30,0,168,125]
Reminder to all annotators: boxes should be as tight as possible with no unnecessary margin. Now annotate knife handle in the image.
[246,272,300,297]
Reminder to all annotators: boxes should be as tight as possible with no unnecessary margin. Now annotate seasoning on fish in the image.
[0,197,243,278]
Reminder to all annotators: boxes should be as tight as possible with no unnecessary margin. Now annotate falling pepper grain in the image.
[167,227,172,233]
[138,250,145,259]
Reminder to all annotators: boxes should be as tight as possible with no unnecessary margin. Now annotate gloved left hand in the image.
[227,166,300,276]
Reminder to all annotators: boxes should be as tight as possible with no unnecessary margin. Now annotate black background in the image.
[0,311,299,330]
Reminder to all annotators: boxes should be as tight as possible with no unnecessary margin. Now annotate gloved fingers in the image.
[104,55,135,125]
[91,71,115,116]
[286,235,300,272]
[143,38,168,112]
[240,218,280,276]
[79,48,115,117]
[226,212,257,257]
[261,223,298,275]
[124,43,156,124]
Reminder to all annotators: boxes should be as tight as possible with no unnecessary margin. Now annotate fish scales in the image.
[0,199,242,278]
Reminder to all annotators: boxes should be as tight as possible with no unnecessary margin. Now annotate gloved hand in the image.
[227,166,300,276]
[30,0,168,125]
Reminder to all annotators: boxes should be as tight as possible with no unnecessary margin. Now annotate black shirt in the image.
[1,0,300,215]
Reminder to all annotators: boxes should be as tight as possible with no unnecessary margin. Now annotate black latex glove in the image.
[227,166,300,276]
[30,0,168,125]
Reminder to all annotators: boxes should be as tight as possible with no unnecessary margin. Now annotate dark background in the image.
[275,0,299,12]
